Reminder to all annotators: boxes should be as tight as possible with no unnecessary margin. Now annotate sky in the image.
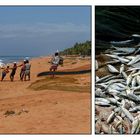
[0,6,91,56]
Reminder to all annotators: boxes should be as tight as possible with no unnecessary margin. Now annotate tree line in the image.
[60,40,91,56]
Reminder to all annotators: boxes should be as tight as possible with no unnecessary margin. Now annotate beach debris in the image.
[95,43,140,134]
[4,109,29,117]
[4,110,15,117]
[17,109,29,115]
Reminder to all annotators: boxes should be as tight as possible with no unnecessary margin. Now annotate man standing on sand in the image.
[50,52,60,78]
[19,60,26,81]
[24,60,31,81]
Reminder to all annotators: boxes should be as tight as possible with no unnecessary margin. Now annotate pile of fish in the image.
[95,48,140,134]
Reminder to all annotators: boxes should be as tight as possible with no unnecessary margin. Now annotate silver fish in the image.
[117,57,130,63]
[95,101,110,107]
[96,98,110,104]
[131,76,137,88]
[136,75,140,86]
[127,93,140,102]
[121,71,128,80]
[107,64,119,74]
[107,111,116,124]
[107,98,121,105]
[95,60,98,71]
[106,59,120,65]
[105,54,119,59]
[96,76,100,82]
[131,118,140,134]
[129,106,140,113]
[127,55,140,66]
[121,107,134,122]
[132,71,140,77]
[120,64,125,74]
[96,74,113,83]
[95,88,105,97]
[131,85,140,91]
[126,74,132,86]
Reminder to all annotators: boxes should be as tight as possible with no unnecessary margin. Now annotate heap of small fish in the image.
[95,48,140,134]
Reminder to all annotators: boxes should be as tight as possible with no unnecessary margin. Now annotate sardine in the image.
[107,64,119,74]
[121,107,134,122]
[107,111,116,124]
[131,118,140,134]
[95,101,110,107]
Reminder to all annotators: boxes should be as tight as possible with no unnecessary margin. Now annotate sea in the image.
[0,56,35,67]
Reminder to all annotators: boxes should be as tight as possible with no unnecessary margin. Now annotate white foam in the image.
[0,62,5,68]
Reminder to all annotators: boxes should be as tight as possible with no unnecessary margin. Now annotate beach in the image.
[0,55,91,134]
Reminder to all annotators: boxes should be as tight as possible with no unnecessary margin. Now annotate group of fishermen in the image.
[1,59,31,82]
[0,51,63,81]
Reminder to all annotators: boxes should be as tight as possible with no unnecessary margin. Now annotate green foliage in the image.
[60,41,91,56]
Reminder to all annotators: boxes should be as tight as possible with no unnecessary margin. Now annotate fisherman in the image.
[19,60,26,81]
[10,62,17,81]
[24,59,31,81]
[50,52,60,78]
[1,65,10,81]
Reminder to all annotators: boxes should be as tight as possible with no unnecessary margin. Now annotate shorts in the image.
[25,70,30,76]
[50,64,58,70]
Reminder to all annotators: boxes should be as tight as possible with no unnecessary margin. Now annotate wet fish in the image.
[107,111,116,124]
[96,74,113,83]
[127,93,140,102]
[95,60,98,71]
[131,76,137,88]
[131,118,140,134]
[129,106,140,113]
[127,55,140,66]
[107,98,121,105]
[136,75,140,86]
[121,107,134,122]
[95,101,110,107]
[96,76,100,82]
[121,71,128,80]
[126,74,132,86]
[107,64,119,74]
[105,54,119,59]
[120,64,125,74]
[117,57,130,63]
[96,98,110,104]
[95,88,105,97]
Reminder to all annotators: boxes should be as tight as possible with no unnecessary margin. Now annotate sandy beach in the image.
[0,55,91,134]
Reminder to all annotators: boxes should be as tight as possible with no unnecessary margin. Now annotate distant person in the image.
[10,62,17,81]
[19,60,26,81]
[1,65,10,81]
[24,60,31,81]
[50,52,60,78]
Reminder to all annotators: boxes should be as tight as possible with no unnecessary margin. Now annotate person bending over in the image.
[10,62,17,82]
[1,65,10,81]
